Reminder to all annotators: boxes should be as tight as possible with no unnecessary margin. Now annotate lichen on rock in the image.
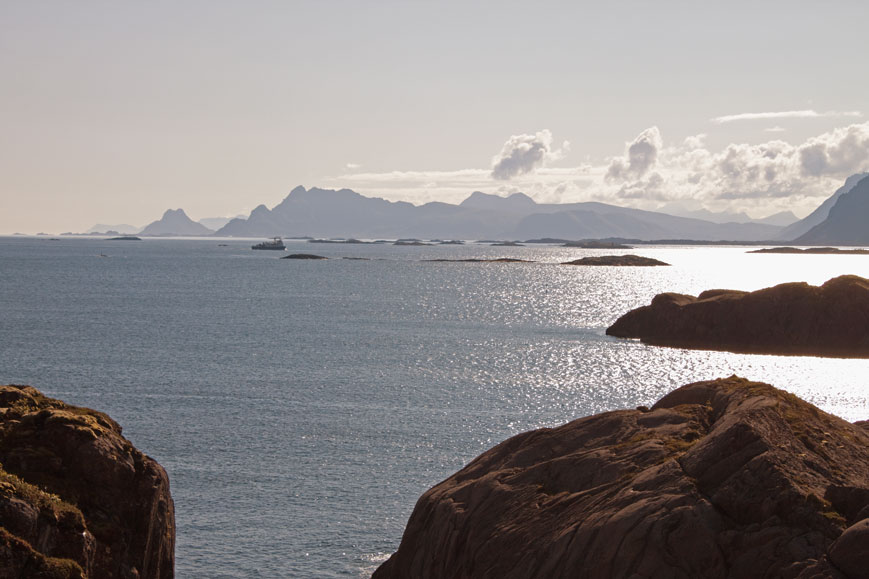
[0,384,175,578]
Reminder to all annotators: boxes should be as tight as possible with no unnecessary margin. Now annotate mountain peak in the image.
[795,174,869,245]
[460,191,537,211]
[780,171,869,240]
[140,208,214,236]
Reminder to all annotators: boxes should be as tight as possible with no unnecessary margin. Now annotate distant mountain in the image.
[754,211,799,227]
[779,172,869,240]
[139,209,214,236]
[199,216,244,230]
[663,207,753,224]
[661,206,798,227]
[510,203,780,241]
[794,175,869,245]
[87,223,141,234]
[214,186,783,241]
[460,191,537,213]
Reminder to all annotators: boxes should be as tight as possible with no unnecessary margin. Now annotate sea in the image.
[1,236,867,577]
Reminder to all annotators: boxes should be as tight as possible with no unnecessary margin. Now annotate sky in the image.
[2,0,869,234]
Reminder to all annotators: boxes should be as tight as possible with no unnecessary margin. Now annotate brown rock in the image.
[0,385,174,578]
[606,275,869,357]
[829,519,869,578]
[374,377,869,578]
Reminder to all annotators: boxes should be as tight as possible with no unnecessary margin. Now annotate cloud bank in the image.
[329,122,869,217]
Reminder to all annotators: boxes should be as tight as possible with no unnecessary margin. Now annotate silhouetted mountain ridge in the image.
[778,172,869,240]
[214,186,784,241]
[795,175,869,245]
[139,208,214,236]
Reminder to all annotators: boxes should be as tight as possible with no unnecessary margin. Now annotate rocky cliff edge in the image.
[0,385,174,578]
[374,377,869,578]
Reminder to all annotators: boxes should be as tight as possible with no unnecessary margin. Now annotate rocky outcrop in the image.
[0,385,174,578]
[374,377,869,578]
[562,254,669,266]
[606,275,869,357]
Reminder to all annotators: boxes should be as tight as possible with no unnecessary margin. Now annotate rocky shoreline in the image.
[374,377,869,578]
[0,385,174,578]
[607,275,869,357]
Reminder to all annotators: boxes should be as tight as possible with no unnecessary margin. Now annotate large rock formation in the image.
[0,385,174,578]
[606,275,869,357]
[374,377,869,578]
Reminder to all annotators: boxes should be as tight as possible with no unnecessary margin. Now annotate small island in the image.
[606,274,869,357]
[562,254,669,266]
[749,246,869,255]
[107,235,142,241]
[281,253,328,260]
[563,240,633,249]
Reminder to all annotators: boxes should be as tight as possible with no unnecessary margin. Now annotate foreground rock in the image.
[0,385,174,578]
[606,275,869,357]
[374,377,869,578]
[562,254,669,266]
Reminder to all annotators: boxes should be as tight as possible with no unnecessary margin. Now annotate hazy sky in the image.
[2,0,869,233]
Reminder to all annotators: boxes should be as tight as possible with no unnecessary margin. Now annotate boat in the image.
[251,237,286,250]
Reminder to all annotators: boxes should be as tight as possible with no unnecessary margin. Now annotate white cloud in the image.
[606,127,663,182]
[798,122,869,176]
[490,130,567,180]
[764,126,786,133]
[711,110,861,124]
[325,122,869,217]
[345,162,362,170]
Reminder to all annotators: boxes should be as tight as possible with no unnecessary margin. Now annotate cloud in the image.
[491,130,567,180]
[764,126,786,133]
[325,121,869,218]
[798,122,869,176]
[606,127,663,182]
[345,162,362,170]
[711,110,861,124]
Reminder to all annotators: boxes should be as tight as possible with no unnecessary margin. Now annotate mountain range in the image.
[211,186,785,241]
[101,173,869,244]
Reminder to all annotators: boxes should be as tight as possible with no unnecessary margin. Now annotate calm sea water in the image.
[1,237,867,577]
